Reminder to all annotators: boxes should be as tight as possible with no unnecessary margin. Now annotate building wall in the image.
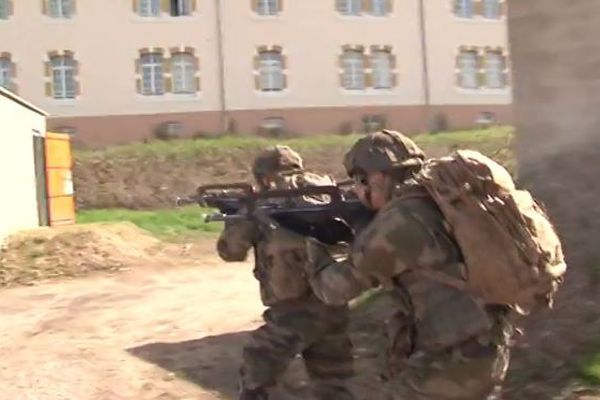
[0,92,46,242]
[508,0,600,265]
[1,0,512,146]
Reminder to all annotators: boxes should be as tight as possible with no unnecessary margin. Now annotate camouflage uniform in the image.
[305,131,513,400]
[217,145,355,400]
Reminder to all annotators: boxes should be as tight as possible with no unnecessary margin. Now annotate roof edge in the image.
[0,86,49,116]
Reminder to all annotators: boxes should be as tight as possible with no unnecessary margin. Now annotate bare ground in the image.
[1,226,599,399]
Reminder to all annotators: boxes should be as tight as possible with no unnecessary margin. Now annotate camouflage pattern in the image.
[307,183,513,399]
[251,145,304,181]
[217,170,355,400]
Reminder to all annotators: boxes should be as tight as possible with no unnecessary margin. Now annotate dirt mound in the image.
[0,223,163,288]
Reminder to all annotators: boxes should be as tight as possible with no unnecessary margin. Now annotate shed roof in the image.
[0,86,48,116]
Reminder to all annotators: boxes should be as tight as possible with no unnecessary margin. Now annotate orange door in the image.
[45,132,75,226]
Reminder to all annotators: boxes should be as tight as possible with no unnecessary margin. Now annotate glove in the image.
[305,237,334,276]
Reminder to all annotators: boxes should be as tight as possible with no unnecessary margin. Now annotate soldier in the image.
[217,145,356,400]
[304,130,513,400]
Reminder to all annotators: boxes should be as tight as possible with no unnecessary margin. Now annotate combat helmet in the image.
[343,129,425,177]
[252,145,304,180]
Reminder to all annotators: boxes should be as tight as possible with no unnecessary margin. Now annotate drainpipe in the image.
[417,0,432,132]
[215,0,229,133]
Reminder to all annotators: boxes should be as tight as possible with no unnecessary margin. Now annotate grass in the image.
[77,205,223,240]
[75,126,514,161]
[578,343,600,386]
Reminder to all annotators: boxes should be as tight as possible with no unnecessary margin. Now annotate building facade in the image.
[0,0,511,147]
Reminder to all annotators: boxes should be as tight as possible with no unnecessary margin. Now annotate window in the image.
[341,50,365,90]
[138,0,160,16]
[371,50,394,89]
[457,50,478,89]
[47,0,73,18]
[255,0,280,16]
[257,51,285,91]
[170,0,193,16]
[484,51,505,88]
[50,55,76,99]
[171,52,198,94]
[482,0,501,19]
[0,56,13,90]
[454,0,473,18]
[370,0,391,16]
[140,53,164,95]
[0,0,12,19]
[337,0,362,16]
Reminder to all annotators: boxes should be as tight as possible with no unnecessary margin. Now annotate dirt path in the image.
[0,254,270,400]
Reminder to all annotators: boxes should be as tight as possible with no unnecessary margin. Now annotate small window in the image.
[255,0,280,16]
[171,52,198,94]
[362,114,387,133]
[371,50,394,89]
[337,0,362,16]
[140,53,164,95]
[370,0,391,16]
[138,0,160,16]
[482,0,501,19]
[47,0,74,18]
[50,54,76,99]
[170,0,193,16]
[454,0,473,18]
[457,50,478,89]
[341,50,365,90]
[0,56,13,90]
[257,50,285,91]
[484,51,505,88]
[0,0,12,19]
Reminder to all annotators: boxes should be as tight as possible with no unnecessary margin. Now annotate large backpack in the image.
[416,149,567,313]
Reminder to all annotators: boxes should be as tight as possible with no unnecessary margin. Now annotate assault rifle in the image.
[176,183,374,245]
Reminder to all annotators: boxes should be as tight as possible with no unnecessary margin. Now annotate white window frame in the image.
[485,51,504,88]
[342,50,365,90]
[370,0,389,16]
[338,0,362,16]
[138,0,160,16]
[170,0,193,16]
[172,53,197,94]
[256,0,279,16]
[140,53,164,96]
[258,51,284,91]
[48,0,73,18]
[455,0,473,18]
[50,55,76,99]
[371,50,393,89]
[458,51,478,89]
[482,0,501,19]
[0,0,10,19]
[0,57,11,89]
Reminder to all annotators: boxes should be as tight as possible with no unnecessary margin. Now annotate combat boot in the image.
[239,387,269,400]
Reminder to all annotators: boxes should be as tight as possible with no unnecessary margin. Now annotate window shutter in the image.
[385,0,392,13]
[164,76,172,93]
[455,52,463,87]
[73,59,80,76]
[281,54,288,70]
[195,76,201,92]
[134,58,141,75]
[253,54,261,71]
[70,0,76,15]
[10,60,17,78]
[75,80,81,96]
[251,0,259,13]
[7,0,14,15]
[45,82,54,97]
[135,77,142,94]
[476,52,485,88]
[363,0,372,13]
[44,61,52,78]
[254,74,261,90]
[389,52,397,69]
[335,0,344,13]
[277,0,283,12]
[363,52,370,70]
[132,0,138,12]
[473,0,483,17]
[500,0,507,17]
[501,53,509,88]
[160,0,170,14]
[364,72,372,89]
[391,72,397,88]
[190,0,197,12]
[41,0,47,15]
[282,74,288,90]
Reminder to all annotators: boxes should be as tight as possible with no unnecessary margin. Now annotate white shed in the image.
[0,87,49,243]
